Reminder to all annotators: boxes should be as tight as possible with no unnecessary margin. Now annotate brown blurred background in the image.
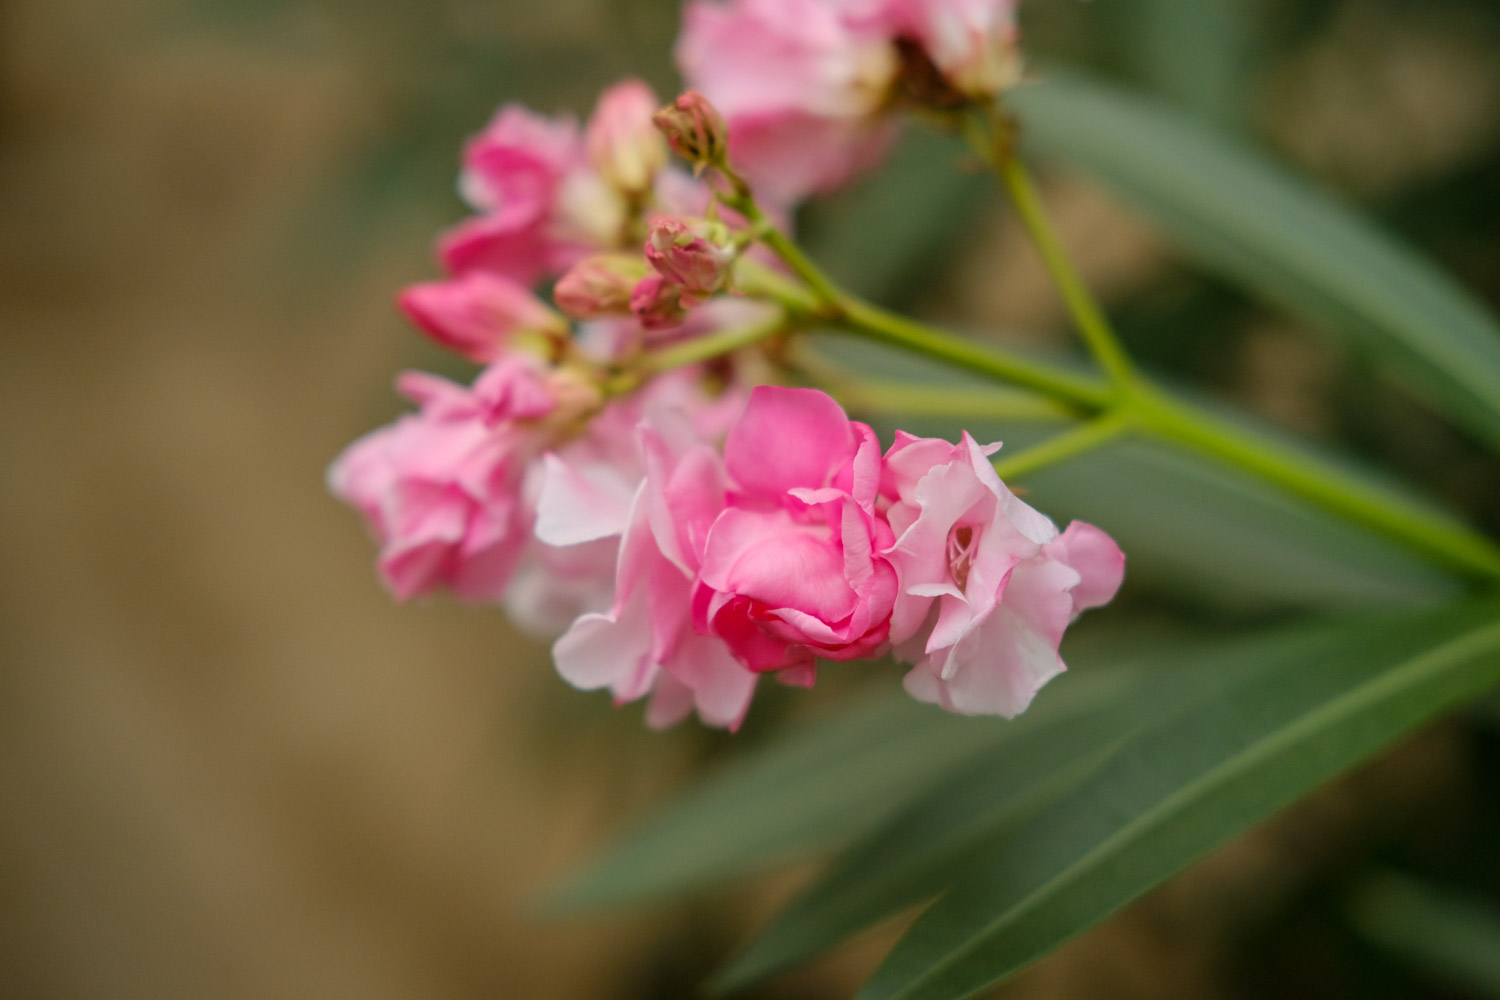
[2,1,1499,998]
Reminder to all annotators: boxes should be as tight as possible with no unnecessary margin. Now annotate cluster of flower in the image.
[330,0,1123,729]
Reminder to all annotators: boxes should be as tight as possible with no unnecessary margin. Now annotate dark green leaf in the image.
[1347,871,1500,998]
[547,673,1118,910]
[858,598,1500,1000]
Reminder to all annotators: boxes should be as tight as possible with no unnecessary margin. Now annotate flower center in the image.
[947,523,977,591]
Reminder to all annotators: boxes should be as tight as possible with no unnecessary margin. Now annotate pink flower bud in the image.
[398,272,567,363]
[651,91,729,169]
[586,79,669,197]
[630,273,687,330]
[553,254,648,319]
[644,215,735,299]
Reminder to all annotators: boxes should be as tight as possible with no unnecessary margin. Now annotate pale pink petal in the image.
[1047,521,1126,612]
[534,453,637,546]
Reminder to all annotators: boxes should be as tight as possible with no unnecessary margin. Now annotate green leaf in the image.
[547,673,1116,910]
[1346,871,1500,998]
[856,597,1500,1000]
[1009,73,1500,452]
[713,666,1205,991]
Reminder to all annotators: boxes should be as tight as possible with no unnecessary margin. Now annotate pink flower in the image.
[676,0,1025,202]
[866,0,1021,99]
[548,407,758,729]
[328,358,558,602]
[695,386,898,676]
[676,0,900,203]
[586,78,668,197]
[397,271,566,363]
[882,431,1123,717]
[440,105,590,284]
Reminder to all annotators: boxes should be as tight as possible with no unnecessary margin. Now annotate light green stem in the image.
[992,411,1134,481]
[828,378,1073,423]
[839,299,1112,411]
[636,312,791,375]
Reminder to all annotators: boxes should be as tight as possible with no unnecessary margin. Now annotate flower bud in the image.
[644,215,735,300]
[554,254,648,319]
[398,272,568,363]
[586,79,668,198]
[652,91,729,171]
[543,365,606,427]
[630,273,687,331]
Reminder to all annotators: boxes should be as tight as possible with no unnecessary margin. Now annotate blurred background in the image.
[3,0,1500,997]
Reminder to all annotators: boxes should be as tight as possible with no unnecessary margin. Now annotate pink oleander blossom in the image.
[882,431,1123,717]
[695,386,898,677]
[586,78,668,197]
[547,406,758,729]
[677,0,1023,202]
[441,80,686,285]
[327,359,557,602]
[677,0,899,203]
[861,0,1021,98]
[398,271,565,363]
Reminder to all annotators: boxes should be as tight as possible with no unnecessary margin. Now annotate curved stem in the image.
[992,410,1134,481]
[966,110,1139,390]
[635,311,792,375]
[825,378,1074,423]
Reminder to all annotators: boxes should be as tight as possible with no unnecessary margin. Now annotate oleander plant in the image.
[330,1,1500,996]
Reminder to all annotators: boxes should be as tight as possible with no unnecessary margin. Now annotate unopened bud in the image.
[554,254,648,319]
[651,91,728,170]
[630,274,687,331]
[586,79,668,198]
[398,272,567,363]
[644,216,735,301]
[543,366,606,426]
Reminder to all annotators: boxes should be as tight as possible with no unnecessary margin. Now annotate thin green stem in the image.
[837,299,1112,411]
[728,197,843,309]
[635,312,791,375]
[827,379,1074,423]
[966,112,1138,389]
[992,410,1134,481]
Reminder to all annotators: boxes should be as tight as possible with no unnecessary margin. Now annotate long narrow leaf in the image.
[858,598,1500,1000]
[1010,74,1500,452]
[546,669,1126,910]
[714,645,1252,991]
[1347,871,1500,998]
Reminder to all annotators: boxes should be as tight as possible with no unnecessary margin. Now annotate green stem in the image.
[635,312,791,375]
[729,197,843,309]
[838,299,1112,411]
[992,410,1134,481]
[965,111,1138,389]
[827,378,1074,423]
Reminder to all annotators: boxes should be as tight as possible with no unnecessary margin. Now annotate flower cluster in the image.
[331,0,1124,730]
